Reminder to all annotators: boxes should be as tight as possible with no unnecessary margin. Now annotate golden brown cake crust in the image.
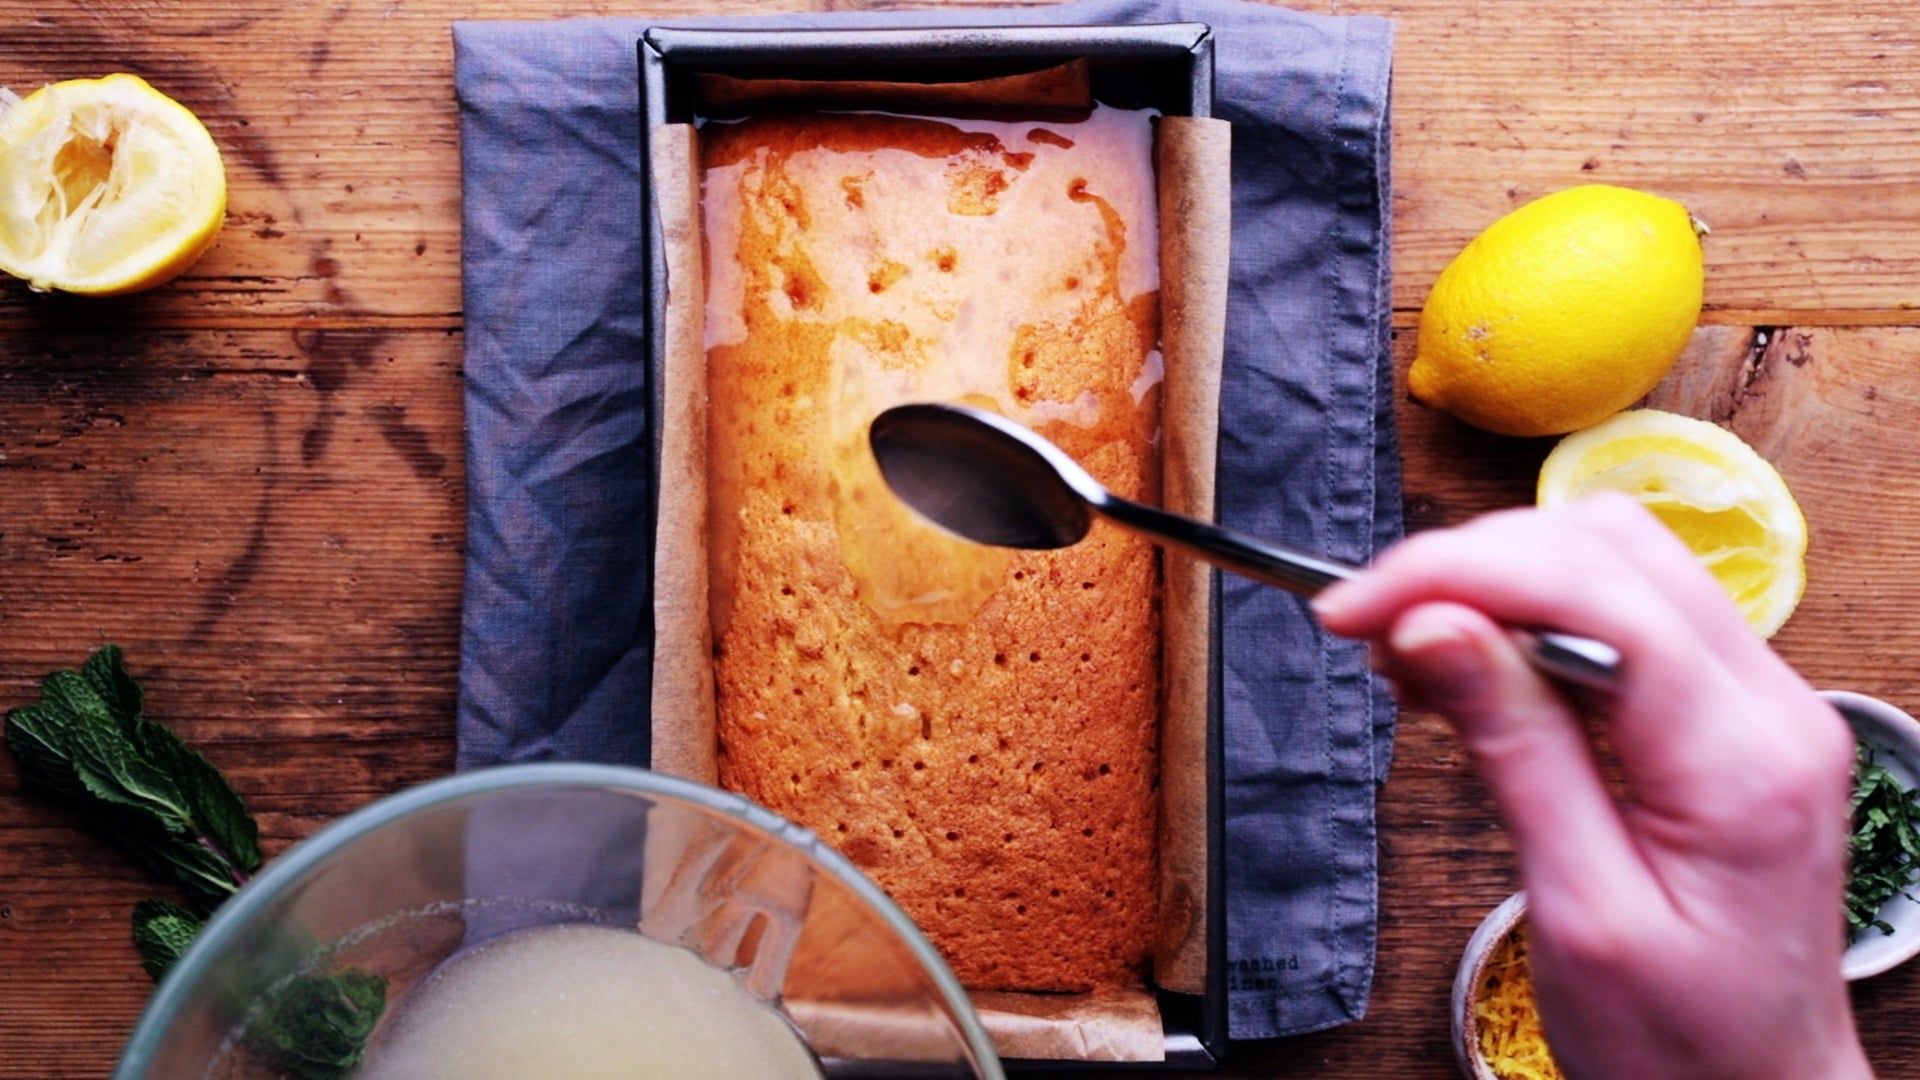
[702,108,1162,992]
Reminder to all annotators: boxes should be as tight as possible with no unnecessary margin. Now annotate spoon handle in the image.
[1098,491,1355,593]
[1093,494,1621,694]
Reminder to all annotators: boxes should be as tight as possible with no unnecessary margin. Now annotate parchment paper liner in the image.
[648,66,1229,1063]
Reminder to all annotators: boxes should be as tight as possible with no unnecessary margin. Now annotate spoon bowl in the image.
[865,404,1094,550]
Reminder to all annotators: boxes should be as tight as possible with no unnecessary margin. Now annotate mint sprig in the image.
[6,646,384,1078]
[5,645,261,911]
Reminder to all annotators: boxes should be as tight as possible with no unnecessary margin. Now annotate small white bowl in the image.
[1824,689,1920,981]
[1451,891,1531,1080]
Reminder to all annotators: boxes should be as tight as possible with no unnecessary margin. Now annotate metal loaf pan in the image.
[639,23,1224,1070]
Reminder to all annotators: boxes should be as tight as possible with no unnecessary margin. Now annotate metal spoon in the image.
[868,402,1620,693]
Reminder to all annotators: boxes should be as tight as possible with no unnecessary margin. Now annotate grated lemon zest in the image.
[1474,925,1564,1080]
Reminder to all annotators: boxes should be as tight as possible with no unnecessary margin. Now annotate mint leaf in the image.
[62,695,195,825]
[40,669,120,734]
[82,644,144,730]
[132,718,262,876]
[3,701,91,799]
[247,970,388,1080]
[133,898,205,981]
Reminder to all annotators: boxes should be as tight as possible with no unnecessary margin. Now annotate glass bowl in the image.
[114,763,1004,1079]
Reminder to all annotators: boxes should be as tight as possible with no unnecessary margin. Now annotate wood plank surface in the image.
[5,0,1920,1076]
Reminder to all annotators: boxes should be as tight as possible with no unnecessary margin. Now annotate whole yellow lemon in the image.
[1409,185,1705,438]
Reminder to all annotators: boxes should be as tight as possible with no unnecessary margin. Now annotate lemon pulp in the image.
[1538,409,1808,638]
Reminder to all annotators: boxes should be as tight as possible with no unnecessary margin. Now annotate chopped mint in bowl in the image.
[1826,690,1920,980]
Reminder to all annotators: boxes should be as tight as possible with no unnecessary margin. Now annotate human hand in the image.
[1312,493,1871,1080]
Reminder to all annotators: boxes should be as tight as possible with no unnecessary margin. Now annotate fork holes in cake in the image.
[945,831,960,842]
[993,653,1008,667]
[1029,651,1041,663]
[913,760,926,771]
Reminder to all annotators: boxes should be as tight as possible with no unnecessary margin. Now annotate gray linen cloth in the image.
[453,0,1398,1041]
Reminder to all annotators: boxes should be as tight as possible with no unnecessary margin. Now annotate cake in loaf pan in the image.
[701,104,1164,993]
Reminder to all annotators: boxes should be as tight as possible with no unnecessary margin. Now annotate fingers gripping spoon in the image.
[868,403,1620,694]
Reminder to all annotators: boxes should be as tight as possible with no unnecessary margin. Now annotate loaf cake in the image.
[700,105,1162,992]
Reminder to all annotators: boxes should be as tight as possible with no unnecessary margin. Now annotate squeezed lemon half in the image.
[1410,185,1706,438]
[1538,409,1808,638]
[0,74,226,294]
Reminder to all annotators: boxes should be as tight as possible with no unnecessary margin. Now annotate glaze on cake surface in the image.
[701,105,1161,992]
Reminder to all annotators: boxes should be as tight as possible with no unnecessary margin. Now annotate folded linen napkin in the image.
[453,0,1397,1041]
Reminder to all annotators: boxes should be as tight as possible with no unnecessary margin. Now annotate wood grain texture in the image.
[3,0,1920,1076]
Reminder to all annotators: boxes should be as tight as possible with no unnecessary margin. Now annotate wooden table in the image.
[4,0,1919,1075]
